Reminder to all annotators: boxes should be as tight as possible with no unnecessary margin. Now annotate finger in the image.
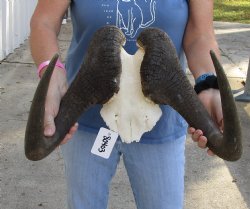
[44,114,56,136]
[192,129,203,142]
[207,149,215,156]
[197,135,207,149]
[60,123,79,145]
[188,127,195,134]
[60,133,73,145]
[68,123,79,135]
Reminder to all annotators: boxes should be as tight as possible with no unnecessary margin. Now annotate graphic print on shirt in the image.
[100,0,157,42]
[116,0,156,38]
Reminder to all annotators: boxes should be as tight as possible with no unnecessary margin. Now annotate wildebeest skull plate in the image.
[101,48,162,143]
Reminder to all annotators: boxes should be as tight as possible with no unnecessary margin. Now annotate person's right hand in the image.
[42,67,78,145]
[188,88,223,157]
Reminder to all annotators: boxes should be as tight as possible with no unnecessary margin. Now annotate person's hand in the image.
[42,67,78,144]
[188,88,224,156]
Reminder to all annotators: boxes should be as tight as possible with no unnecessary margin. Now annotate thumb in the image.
[42,68,67,137]
[44,113,56,136]
[218,118,224,133]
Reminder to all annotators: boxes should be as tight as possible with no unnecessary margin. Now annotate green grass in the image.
[214,0,250,24]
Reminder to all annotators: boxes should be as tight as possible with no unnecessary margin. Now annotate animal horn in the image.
[25,26,125,161]
[138,28,242,161]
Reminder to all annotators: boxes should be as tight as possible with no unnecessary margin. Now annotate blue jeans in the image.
[61,129,186,209]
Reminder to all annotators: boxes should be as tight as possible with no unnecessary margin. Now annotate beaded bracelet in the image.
[194,75,219,94]
[37,59,66,78]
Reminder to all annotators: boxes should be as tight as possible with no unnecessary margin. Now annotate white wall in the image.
[0,0,37,60]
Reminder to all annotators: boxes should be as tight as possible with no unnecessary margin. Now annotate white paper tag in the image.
[91,127,119,159]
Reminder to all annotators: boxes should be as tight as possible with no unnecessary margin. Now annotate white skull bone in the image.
[100,47,162,143]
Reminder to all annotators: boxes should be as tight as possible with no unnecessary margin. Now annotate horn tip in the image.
[209,50,217,60]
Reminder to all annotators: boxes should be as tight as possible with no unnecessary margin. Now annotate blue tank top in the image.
[66,0,189,143]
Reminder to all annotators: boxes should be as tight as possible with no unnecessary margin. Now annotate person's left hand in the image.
[188,88,224,156]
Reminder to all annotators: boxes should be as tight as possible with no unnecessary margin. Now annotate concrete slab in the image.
[0,22,250,209]
[214,22,250,75]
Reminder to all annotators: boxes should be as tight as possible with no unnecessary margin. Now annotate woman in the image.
[30,0,222,208]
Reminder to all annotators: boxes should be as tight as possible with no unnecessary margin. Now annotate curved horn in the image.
[25,26,125,161]
[138,28,242,161]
